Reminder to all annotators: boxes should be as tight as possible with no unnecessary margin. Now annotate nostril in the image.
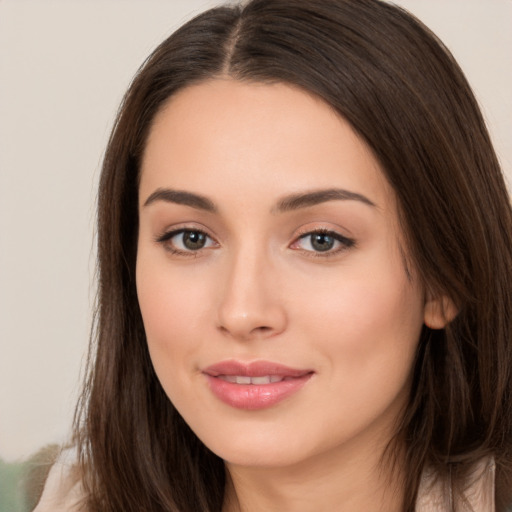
[247,325,277,339]
[217,322,278,340]
[255,326,272,333]
[216,298,288,340]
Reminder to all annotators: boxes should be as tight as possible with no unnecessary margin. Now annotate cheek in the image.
[320,278,423,346]
[297,254,424,393]
[135,253,211,387]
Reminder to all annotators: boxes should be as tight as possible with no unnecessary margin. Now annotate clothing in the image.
[33,448,84,512]
[416,457,495,511]
[33,449,496,511]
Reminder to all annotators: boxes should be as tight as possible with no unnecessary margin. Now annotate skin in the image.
[136,79,447,511]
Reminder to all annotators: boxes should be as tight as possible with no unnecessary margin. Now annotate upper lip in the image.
[202,360,313,378]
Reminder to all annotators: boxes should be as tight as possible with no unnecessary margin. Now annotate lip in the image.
[202,360,314,410]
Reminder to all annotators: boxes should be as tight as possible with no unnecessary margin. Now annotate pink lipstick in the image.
[202,360,313,410]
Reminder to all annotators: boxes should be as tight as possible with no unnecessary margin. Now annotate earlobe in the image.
[423,295,458,330]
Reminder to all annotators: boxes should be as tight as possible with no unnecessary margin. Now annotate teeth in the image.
[251,376,271,385]
[218,375,285,384]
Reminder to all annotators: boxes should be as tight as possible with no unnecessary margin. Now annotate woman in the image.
[33,0,512,510]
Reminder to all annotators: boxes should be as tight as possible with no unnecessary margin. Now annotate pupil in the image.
[183,231,206,250]
[311,234,334,252]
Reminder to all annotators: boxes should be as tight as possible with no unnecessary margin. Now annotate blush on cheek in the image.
[309,276,422,367]
[137,262,196,332]
[137,270,206,361]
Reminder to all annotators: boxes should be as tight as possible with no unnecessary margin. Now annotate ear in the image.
[423,294,458,330]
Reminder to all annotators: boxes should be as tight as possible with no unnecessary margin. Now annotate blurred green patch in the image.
[0,457,29,512]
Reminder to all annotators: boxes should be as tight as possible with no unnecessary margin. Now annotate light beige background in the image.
[0,0,511,462]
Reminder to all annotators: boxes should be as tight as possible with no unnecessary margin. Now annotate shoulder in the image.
[26,445,86,512]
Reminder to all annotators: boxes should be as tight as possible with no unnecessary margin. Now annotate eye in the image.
[156,229,217,254]
[291,230,355,255]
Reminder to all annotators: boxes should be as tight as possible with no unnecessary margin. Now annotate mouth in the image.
[216,375,297,384]
[202,360,314,410]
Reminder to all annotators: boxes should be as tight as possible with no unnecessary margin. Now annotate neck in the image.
[222,431,405,512]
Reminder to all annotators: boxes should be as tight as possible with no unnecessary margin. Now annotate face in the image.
[136,79,428,469]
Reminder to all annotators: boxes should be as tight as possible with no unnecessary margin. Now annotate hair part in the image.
[74,1,512,510]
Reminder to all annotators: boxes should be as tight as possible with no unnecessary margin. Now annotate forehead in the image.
[140,78,394,212]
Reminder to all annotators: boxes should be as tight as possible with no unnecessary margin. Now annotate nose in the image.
[216,248,287,341]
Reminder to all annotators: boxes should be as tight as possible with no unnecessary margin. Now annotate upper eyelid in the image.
[154,225,355,248]
[155,224,216,242]
[155,227,218,256]
[290,227,356,253]
[294,226,354,242]
[298,232,353,243]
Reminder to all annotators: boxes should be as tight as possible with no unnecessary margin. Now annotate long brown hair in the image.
[74,1,512,510]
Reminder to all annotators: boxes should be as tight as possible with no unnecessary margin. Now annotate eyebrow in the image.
[274,188,377,212]
[143,188,217,212]
[142,187,376,213]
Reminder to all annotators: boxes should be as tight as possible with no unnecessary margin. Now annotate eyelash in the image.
[292,228,356,258]
[155,228,217,257]
[155,227,356,258]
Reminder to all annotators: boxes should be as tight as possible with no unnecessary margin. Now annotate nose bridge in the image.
[216,239,286,340]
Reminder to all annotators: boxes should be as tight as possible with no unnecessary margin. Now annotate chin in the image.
[214,443,308,469]
[192,420,320,469]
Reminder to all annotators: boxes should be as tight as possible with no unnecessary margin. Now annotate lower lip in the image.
[204,374,312,410]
